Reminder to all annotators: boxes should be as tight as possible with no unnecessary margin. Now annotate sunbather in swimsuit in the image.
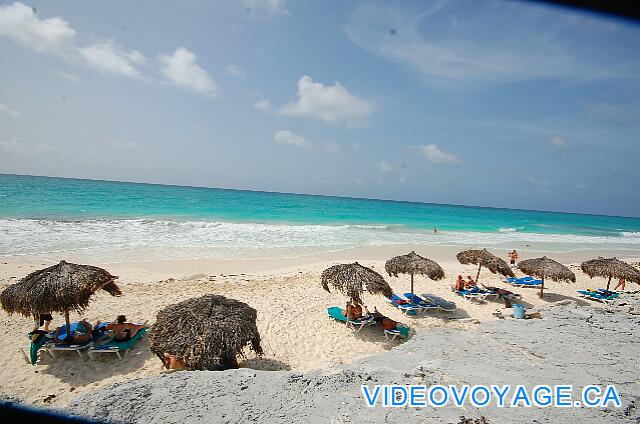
[106,315,148,342]
[53,320,93,344]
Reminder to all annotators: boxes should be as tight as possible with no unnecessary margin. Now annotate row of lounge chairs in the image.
[326,307,409,341]
[577,288,620,304]
[21,321,147,365]
[503,276,543,288]
[388,293,457,315]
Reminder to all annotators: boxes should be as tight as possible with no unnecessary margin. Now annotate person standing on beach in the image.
[433,227,438,234]
[613,278,626,291]
[508,250,519,267]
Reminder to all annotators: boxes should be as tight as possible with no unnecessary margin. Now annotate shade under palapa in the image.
[149,294,263,371]
[321,262,392,305]
[517,256,575,298]
[456,249,515,283]
[0,260,121,331]
[385,251,444,294]
[580,257,640,291]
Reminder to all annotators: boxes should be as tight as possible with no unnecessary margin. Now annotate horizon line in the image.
[1,172,639,221]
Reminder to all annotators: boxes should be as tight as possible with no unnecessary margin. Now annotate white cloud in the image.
[127,50,145,65]
[0,2,75,53]
[549,136,568,149]
[321,142,340,153]
[225,64,246,77]
[345,2,639,83]
[243,0,289,17]
[160,47,218,96]
[377,161,395,173]
[0,137,52,156]
[414,144,461,165]
[78,42,142,78]
[273,130,312,148]
[253,99,272,111]
[280,76,374,126]
[55,70,79,83]
[0,104,22,118]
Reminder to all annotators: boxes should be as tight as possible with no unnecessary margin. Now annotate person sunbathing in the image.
[105,315,148,342]
[343,302,363,320]
[53,320,93,344]
[366,307,399,331]
[454,275,466,291]
[465,275,477,289]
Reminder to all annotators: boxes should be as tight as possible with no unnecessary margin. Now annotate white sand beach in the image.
[1,245,638,409]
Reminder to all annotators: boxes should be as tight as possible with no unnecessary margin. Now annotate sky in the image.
[0,0,639,217]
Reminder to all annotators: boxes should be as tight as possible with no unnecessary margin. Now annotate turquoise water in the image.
[1,173,639,262]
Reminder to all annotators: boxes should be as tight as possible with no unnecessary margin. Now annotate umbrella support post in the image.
[410,273,414,295]
[475,263,482,284]
[606,275,612,292]
[539,278,545,298]
[64,310,71,335]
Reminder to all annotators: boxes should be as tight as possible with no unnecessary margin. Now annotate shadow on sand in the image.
[38,337,153,386]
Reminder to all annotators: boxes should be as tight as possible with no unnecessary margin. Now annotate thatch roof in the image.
[149,294,263,371]
[581,257,640,284]
[517,256,575,282]
[456,249,515,278]
[321,262,392,305]
[385,251,444,280]
[0,260,121,317]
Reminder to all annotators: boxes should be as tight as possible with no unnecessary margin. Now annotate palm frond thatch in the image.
[456,249,515,281]
[581,257,640,290]
[149,294,263,371]
[385,251,445,280]
[321,262,392,305]
[385,251,444,294]
[518,256,575,298]
[0,260,120,318]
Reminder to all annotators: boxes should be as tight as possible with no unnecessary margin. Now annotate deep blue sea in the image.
[1,174,639,262]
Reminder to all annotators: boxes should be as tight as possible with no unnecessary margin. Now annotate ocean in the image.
[1,173,639,263]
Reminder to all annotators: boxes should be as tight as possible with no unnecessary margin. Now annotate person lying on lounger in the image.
[53,320,93,344]
[365,307,399,331]
[342,302,363,320]
[105,315,148,342]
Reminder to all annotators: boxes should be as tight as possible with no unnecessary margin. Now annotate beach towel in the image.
[326,307,369,324]
[28,330,49,365]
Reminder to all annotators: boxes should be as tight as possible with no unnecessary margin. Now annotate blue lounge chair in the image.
[577,289,619,303]
[451,285,498,301]
[388,294,421,316]
[419,293,457,311]
[403,293,441,311]
[384,324,410,341]
[88,326,148,360]
[326,306,373,332]
[503,276,542,288]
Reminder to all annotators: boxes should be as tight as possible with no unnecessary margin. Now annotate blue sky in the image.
[0,0,639,217]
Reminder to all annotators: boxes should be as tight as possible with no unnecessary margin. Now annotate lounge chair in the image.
[402,293,443,311]
[388,294,422,316]
[577,289,619,304]
[419,293,457,311]
[450,286,498,301]
[503,276,542,288]
[326,306,373,332]
[384,324,410,341]
[45,321,111,358]
[88,327,148,360]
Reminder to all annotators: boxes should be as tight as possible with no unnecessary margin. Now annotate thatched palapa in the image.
[0,260,121,330]
[321,262,392,305]
[518,256,575,298]
[456,249,515,283]
[385,251,444,294]
[150,294,263,371]
[581,257,640,291]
